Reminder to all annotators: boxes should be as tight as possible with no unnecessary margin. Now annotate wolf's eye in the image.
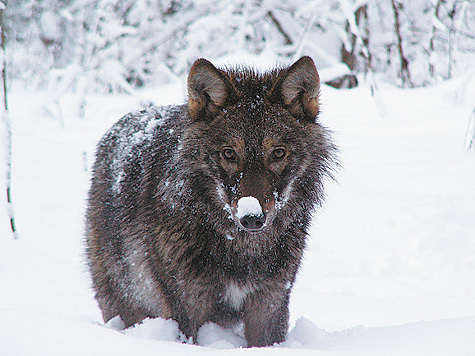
[272,148,287,160]
[222,148,236,161]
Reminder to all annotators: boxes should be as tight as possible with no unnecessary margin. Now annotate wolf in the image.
[85,56,337,347]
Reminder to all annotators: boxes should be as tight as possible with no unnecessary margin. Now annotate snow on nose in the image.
[236,196,265,230]
[236,196,263,219]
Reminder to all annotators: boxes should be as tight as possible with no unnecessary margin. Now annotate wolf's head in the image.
[178,57,336,239]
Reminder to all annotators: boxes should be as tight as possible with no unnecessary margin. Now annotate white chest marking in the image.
[225,282,255,310]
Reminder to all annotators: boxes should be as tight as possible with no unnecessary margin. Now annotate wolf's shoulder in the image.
[94,104,187,190]
[104,104,185,142]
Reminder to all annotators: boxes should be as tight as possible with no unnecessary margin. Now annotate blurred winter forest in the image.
[4,0,475,98]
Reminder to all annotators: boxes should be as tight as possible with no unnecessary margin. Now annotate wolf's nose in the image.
[240,214,266,231]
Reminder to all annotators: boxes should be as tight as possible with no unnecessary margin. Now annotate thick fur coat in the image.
[86,56,337,347]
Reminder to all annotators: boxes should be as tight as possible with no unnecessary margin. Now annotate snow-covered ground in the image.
[1,73,475,355]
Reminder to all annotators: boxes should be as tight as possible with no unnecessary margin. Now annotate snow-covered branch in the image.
[1,2,17,239]
[2,0,474,92]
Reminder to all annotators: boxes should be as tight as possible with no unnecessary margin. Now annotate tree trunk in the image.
[390,0,413,87]
[1,1,18,239]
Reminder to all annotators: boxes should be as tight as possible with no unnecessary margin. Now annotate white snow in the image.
[1,70,475,355]
[236,196,263,219]
[124,317,184,343]
[318,63,352,83]
[197,322,247,349]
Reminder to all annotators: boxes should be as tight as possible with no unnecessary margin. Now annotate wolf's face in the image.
[183,57,332,236]
[206,104,312,233]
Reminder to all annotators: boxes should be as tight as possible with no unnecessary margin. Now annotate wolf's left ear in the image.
[187,59,233,121]
[274,56,320,122]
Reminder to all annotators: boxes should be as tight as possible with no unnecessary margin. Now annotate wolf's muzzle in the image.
[240,213,266,231]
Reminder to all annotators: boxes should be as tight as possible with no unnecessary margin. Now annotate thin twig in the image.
[1,1,18,239]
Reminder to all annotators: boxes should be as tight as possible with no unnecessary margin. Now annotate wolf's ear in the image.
[187,59,232,121]
[274,56,320,122]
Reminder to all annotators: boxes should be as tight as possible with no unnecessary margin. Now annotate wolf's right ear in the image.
[187,59,232,121]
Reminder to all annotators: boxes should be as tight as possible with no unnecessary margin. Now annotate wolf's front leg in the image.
[243,288,290,347]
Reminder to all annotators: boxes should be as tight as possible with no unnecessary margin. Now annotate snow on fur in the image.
[107,105,177,193]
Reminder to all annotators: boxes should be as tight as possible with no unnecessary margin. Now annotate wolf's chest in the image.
[223,281,256,310]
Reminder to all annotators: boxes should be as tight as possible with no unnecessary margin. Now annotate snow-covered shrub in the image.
[3,0,475,92]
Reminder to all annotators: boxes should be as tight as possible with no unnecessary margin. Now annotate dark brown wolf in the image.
[85,56,337,347]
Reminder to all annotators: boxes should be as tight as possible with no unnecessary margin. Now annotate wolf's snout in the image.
[240,214,266,231]
[235,196,266,231]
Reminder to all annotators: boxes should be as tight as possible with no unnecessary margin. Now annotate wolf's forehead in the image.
[220,110,291,142]
[222,134,285,151]
[234,94,266,115]
[229,99,283,125]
